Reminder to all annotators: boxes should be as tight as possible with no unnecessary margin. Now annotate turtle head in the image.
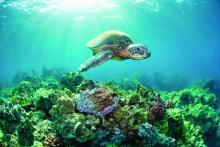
[127,44,151,59]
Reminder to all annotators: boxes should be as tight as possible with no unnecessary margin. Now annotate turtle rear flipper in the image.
[79,50,113,72]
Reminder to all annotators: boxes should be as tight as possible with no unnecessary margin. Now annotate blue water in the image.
[0,0,219,84]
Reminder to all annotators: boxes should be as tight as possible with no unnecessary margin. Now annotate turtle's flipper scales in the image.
[79,50,113,72]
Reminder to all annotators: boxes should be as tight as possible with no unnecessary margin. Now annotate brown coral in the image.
[92,89,116,112]
[75,88,118,117]
[43,135,63,147]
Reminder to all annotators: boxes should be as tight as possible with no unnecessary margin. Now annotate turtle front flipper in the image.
[79,50,113,72]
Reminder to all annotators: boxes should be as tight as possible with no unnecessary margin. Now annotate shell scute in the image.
[86,30,133,54]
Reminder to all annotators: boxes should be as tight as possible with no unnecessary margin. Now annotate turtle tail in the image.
[79,50,113,72]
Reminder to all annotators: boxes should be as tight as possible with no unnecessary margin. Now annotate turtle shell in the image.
[86,30,133,55]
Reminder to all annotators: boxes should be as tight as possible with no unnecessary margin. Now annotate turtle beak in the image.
[147,50,151,58]
[144,48,151,58]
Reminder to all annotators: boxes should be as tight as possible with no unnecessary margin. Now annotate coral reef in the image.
[148,96,166,123]
[111,76,140,90]
[112,105,148,130]
[43,135,64,147]
[0,70,219,146]
[60,72,84,92]
[202,78,220,98]
[160,86,217,107]
[17,118,35,146]
[33,120,54,142]
[154,73,189,91]
[0,103,24,135]
[138,122,175,147]
[50,95,75,118]
[34,88,58,117]
[76,88,118,117]
[55,113,96,142]
[184,103,219,135]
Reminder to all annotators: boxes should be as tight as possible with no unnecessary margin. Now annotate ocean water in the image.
[0,0,219,84]
[0,1,220,146]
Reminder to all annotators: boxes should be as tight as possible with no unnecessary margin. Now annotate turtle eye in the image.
[138,50,144,55]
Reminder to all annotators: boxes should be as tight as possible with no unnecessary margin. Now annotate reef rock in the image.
[138,122,175,147]
[76,88,118,117]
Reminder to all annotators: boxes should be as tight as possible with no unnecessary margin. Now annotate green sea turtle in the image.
[79,30,151,72]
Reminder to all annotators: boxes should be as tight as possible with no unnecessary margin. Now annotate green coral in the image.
[184,103,219,134]
[55,113,96,142]
[85,115,101,130]
[167,108,184,122]
[7,81,35,109]
[17,118,35,146]
[157,108,209,147]
[179,121,206,147]
[112,77,140,90]
[112,105,148,130]
[13,81,35,96]
[136,84,156,101]
[166,108,184,140]
[34,88,56,115]
[156,108,179,138]
[0,103,24,135]
[60,72,84,92]
[32,141,44,147]
[161,87,217,107]
[50,95,75,118]
[0,130,6,147]
[0,71,219,146]
[33,120,54,142]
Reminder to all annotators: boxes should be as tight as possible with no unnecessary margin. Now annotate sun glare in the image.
[6,0,115,14]
[49,0,106,10]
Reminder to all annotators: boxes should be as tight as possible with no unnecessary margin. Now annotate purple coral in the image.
[76,88,118,117]
[148,95,166,123]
